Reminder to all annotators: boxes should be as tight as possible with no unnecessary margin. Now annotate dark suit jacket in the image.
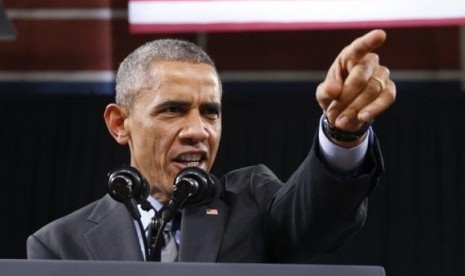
[27,137,383,263]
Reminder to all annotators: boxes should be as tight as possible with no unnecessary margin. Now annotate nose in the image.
[178,111,209,144]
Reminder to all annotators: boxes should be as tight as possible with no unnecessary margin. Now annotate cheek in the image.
[211,131,221,148]
[212,124,222,145]
[151,127,179,165]
[208,125,222,156]
[151,137,170,164]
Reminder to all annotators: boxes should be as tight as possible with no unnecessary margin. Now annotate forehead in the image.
[148,60,221,99]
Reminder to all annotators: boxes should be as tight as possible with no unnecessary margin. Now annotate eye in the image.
[157,102,187,115]
[164,105,183,113]
[202,104,221,119]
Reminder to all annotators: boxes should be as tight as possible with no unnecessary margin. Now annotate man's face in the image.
[125,61,222,203]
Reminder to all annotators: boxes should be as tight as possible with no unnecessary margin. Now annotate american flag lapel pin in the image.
[206,208,219,215]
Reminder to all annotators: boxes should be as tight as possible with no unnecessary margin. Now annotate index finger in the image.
[340,29,387,70]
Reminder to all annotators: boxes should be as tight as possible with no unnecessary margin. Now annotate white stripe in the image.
[390,70,463,81]
[129,0,465,24]
[0,71,115,82]
[220,71,326,82]
[221,70,463,82]
[6,8,127,20]
[0,70,461,82]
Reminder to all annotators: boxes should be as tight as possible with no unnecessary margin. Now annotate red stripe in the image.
[0,19,198,71]
[0,20,460,71]
[207,27,460,70]
[0,20,112,70]
[130,18,465,34]
[110,20,199,69]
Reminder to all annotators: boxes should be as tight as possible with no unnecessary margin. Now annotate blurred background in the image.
[1,1,465,276]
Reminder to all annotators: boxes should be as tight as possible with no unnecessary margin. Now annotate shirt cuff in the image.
[318,116,370,174]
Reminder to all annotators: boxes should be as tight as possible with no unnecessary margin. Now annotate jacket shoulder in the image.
[27,195,123,259]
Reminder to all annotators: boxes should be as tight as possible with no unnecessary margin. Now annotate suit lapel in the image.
[178,192,228,262]
[81,185,229,261]
[84,195,143,260]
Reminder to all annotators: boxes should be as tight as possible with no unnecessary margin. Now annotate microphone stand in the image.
[148,180,191,261]
[147,167,216,261]
[148,215,168,261]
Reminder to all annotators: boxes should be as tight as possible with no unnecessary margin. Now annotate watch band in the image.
[322,115,372,142]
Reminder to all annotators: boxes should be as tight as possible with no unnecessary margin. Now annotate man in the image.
[27,29,395,263]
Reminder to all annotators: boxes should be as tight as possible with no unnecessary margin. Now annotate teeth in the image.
[186,161,201,167]
[178,153,202,162]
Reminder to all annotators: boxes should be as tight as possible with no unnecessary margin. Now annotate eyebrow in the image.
[153,100,221,112]
[155,100,189,111]
[201,102,222,111]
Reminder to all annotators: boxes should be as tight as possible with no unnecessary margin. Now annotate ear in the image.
[104,103,130,145]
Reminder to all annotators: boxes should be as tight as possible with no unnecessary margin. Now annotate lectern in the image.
[0,259,385,276]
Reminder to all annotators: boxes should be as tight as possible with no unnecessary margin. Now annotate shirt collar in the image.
[137,196,164,231]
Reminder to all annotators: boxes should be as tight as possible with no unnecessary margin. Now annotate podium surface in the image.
[0,259,385,276]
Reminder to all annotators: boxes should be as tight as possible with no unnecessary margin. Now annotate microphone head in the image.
[108,174,133,202]
[107,165,150,206]
[174,167,215,205]
[107,166,151,220]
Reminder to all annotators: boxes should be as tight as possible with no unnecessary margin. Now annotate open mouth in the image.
[173,152,207,168]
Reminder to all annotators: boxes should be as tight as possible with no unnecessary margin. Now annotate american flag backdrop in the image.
[128,0,465,33]
[0,0,464,93]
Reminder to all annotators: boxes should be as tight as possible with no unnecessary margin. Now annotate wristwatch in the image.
[322,115,372,142]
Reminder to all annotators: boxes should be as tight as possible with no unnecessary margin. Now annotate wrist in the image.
[322,115,372,146]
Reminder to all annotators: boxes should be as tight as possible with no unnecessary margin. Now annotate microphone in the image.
[107,165,153,261]
[148,167,216,261]
[162,166,215,223]
[108,166,216,261]
[107,166,151,220]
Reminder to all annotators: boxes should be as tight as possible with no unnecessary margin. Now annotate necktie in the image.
[161,220,178,262]
[149,210,181,262]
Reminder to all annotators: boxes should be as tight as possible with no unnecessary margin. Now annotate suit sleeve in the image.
[263,133,384,263]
